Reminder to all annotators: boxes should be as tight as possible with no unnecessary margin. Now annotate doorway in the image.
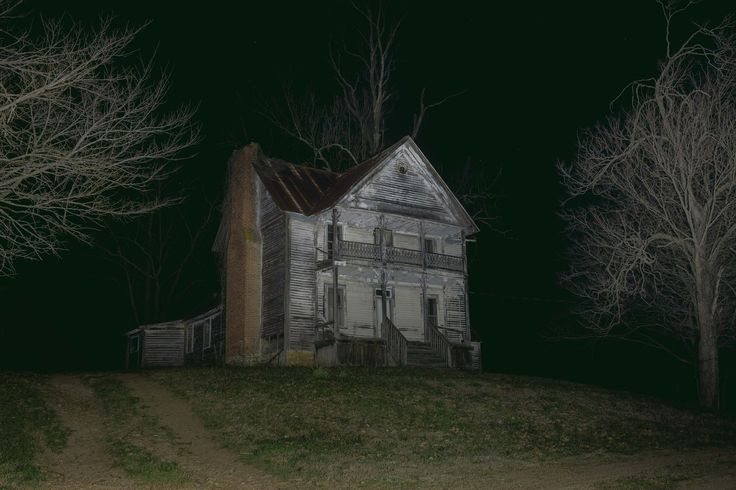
[374,288,393,337]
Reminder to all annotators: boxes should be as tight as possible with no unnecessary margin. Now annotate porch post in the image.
[462,230,470,342]
[420,221,428,341]
[332,208,339,334]
[379,214,388,327]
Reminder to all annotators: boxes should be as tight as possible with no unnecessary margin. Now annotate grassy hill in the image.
[2,367,735,489]
[151,367,736,487]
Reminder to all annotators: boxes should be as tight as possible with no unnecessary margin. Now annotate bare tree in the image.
[261,3,463,172]
[559,3,736,409]
[104,199,216,325]
[0,1,198,276]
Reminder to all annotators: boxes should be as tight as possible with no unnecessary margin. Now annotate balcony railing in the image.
[385,246,423,266]
[426,252,464,271]
[339,240,380,260]
[332,239,464,272]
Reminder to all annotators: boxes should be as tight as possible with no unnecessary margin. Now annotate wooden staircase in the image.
[406,341,448,368]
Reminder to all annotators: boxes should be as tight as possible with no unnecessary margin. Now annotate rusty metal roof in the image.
[252,156,339,214]
[253,137,408,216]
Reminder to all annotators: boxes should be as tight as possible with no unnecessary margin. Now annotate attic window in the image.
[398,164,407,174]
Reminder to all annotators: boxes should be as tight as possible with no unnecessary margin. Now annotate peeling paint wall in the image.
[258,177,286,340]
[287,215,317,353]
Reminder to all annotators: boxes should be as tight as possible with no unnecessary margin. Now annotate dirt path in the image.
[116,373,287,489]
[34,373,736,489]
[36,375,133,489]
[481,448,736,489]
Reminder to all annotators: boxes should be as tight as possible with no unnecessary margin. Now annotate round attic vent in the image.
[398,164,407,174]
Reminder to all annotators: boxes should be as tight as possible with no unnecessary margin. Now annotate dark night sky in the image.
[2,1,734,405]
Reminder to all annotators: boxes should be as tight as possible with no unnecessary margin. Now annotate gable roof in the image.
[252,155,339,214]
[253,136,479,234]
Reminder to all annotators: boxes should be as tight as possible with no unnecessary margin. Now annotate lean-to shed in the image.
[125,320,185,369]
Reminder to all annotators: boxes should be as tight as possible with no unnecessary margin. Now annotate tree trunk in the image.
[695,256,720,410]
[698,322,719,409]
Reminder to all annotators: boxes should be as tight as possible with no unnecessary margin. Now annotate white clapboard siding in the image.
[393,285,423,341]
[445,280,467,342]
[353,154,457,224]
[443,237,462,257]
[288,218,317,351]
[142,327,184,367]
[260,182,286,338]
[393,232,420,250]
[344,281,377,338]
[343,225,374,243]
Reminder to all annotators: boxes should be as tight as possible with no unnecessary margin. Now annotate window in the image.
[203,319,212,349]
[326,286,346,328]
[426,296,439,327]
[423,238,436,254]
[373,228,393,247]
[130,335,140,353]
[185,324,194,353]
[326,224,343,258]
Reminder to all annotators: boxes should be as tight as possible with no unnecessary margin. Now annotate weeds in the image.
[0,374,67,489]
[151,367,736,485]
[85,375,187,484]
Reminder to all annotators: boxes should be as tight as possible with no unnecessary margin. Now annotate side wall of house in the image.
[286,214,317,364]
[258,178,286,351]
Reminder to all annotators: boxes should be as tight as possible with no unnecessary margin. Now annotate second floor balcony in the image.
[319,239,464,273]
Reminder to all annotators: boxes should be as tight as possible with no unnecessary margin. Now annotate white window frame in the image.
[426,295,440,327]
[326,223,344,258]
[424,236,441,254]
[374,228,393,247]
[203,319,212,349]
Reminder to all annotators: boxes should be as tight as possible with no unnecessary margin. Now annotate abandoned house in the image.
[213,136,481,369]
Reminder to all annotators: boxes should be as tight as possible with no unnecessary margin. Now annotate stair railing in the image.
[382,317,407,366]
[426,321,452,367]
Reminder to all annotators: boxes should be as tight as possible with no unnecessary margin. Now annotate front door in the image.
[425,296,438,341]
[374,288,393,337]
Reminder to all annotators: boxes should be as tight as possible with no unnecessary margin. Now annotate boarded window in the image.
[424,238,436,254]
[326,224,343,258]
[373,228,393,247]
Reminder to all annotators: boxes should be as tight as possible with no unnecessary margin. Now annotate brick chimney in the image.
[219,145,262,364]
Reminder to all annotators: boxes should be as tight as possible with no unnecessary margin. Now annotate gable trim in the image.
[335,136,479,234]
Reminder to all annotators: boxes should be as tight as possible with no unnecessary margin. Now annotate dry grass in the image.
[0,373,67,489]
[150,367,736,486]
[84,375,188,485]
